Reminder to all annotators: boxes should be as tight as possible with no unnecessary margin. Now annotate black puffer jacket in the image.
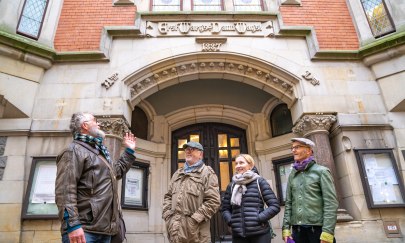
[220,174,280,237]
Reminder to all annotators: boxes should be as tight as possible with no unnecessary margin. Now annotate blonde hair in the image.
[236,154,255,168]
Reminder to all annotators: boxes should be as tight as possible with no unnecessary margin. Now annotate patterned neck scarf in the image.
[74,133,111,163]
[184,159,204,173]
[231,170,260,206]
[293,155,314,171]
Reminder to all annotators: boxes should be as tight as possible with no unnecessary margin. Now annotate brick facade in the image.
[54,0,136,51]
[280,0,359,50]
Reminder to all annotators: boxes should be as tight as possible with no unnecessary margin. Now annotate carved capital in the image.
[292,114,337,136]
[97,116,130,138]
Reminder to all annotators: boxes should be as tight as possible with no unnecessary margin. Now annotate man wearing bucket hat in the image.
[282,138,338,243]
[162,141,221,243]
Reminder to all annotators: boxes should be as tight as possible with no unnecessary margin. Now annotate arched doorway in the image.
[172,122,248,242]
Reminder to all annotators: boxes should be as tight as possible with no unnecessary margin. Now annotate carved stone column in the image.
[97,115,130,161]
[293,113,353,222]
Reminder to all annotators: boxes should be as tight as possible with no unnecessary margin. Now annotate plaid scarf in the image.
[74,133,111,163]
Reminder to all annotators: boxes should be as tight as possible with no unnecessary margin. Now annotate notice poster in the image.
[124,167,143,206]
[31,164,57,204]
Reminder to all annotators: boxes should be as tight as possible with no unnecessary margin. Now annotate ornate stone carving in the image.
[97,117,130,138]
[0,156,6,180]
[0,137,6,156]
[130,77,155,97]
[0,137,7,179]
[292,114,337,135]
[101,73,119,89]
[302,71,320,86]
[129,60,295,99]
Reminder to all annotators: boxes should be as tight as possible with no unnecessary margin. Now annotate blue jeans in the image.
[62,232,111,243]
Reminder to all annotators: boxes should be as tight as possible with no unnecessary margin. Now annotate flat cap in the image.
[291,137,315,149]
[183,141,204,151]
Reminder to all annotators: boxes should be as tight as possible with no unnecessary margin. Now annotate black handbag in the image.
[111,215,126,243]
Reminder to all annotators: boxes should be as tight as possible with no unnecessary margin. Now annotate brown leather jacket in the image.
[162,164,221,243]
[55,140,135,235]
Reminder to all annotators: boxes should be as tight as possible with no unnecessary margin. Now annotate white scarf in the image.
[231,170,260,206]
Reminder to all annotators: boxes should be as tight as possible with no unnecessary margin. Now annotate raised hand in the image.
[123,132,136,150]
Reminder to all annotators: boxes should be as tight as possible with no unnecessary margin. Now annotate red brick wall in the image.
[280,0,359,50]
[54,0,136,51]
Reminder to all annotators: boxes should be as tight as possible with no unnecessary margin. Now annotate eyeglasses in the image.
[84,117,98,123]
[290,145,308,151]
[185,147,199,153]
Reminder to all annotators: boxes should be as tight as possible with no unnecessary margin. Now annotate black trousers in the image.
[232,232,271,243]
[292,225,336,243]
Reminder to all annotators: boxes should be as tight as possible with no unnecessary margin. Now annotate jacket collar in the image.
[291,160,316,176]
[73,140,100,155]
[178,163,205,178]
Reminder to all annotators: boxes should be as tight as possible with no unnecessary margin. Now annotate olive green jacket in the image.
[282,160,338,242]
[162,163,221,243]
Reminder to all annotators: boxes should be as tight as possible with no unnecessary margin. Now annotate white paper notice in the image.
[31,164,57,204]
[125,168,142,204]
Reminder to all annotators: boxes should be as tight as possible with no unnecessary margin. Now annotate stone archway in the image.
[123,52,300,108]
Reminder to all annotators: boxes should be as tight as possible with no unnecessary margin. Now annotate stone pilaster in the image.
[97,116,130,161]
[293,113,353,222]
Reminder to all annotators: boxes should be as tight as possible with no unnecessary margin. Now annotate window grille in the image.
[17,0,49,39]
[152,0,181,11]
[233,0,263,11]
[360,0,395,38]
[193,0,223,11]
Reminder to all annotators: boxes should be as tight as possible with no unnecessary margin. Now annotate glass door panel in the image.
[171,123,247,242]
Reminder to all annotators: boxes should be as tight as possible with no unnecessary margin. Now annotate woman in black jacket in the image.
[221,154,280,243]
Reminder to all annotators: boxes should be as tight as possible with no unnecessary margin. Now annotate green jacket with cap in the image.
[282,160,338,237]
[162,163,220,243]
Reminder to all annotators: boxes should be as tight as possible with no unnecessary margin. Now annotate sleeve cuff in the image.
[320,232,334,243]
[125,147,135,155]
[282,229,292,238]
[64,209,82,233]
[191,213,205,223]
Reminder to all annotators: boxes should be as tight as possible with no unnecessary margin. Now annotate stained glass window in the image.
[152,0,181,11]
[17,0,49,39]
[233,0,263,11]
[193,0,223,11]
[360,0,395,37]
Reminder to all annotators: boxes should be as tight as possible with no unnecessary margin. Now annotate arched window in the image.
[270,104,293,137]
[130,106,148,140]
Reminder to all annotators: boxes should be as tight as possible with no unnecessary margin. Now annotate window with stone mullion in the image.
[360,0,395,38]
[233,0,263,11]
[192,0,223,11]
[152,0,182,11]
[17,0,49,40]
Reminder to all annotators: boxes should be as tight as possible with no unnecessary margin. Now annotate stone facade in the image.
[0,0,404,242]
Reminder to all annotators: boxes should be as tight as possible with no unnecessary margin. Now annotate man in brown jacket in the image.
[55,112,136,243]
[162,141,221,243]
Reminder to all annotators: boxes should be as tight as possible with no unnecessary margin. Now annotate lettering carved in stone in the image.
[146,21,274,37]
[302,71,320,86]
[202,43,222,52]
[102,73,119,89]
[292,114,337,136]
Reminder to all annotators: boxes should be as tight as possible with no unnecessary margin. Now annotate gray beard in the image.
[89,127,106,139]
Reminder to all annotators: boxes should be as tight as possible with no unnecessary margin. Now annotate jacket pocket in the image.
[89,200,98,223]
